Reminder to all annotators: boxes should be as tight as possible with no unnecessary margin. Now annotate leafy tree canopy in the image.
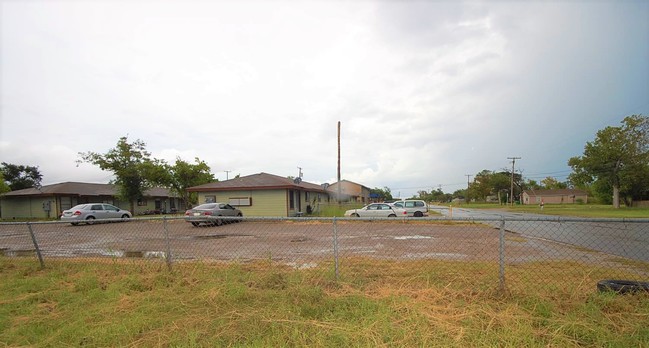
[568,115,649,207]
[540,177,568,190]
[0,162,43,191]
[0,172,11,194]
[78,136,167,211]
[370,186,393,201]
[166,157,215,207]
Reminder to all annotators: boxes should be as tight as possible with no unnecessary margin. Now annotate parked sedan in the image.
[344,203,407,218]
[60,203,132,225]
[184,203,243,226]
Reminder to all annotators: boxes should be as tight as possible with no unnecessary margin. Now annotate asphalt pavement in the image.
[429,205,649,263]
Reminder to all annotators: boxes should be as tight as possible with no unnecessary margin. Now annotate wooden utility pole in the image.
[465,174,472,202]
[507,157,521,206]
[337,121,341,204]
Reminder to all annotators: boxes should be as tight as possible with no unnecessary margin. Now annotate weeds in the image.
[0,257,647,347]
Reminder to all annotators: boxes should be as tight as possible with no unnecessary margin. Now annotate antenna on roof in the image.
[297,166,303,178]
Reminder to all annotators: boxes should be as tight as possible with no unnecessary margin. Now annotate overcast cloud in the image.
[1,0,647,198]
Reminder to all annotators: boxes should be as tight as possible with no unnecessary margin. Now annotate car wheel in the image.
[388,214,396,218]
[121,214,130,220]
[237,213,243,222]
[71,222,79,226]
[351,213,359,217]
[85,216,96,225]
[214,218,223,226]
[414,211,423,217]
[191,222,200,227]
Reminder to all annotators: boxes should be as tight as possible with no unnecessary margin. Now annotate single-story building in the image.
[522,189,588,205]
[325,180,371,203]
[0,182,181,219]
[186,172,331,217]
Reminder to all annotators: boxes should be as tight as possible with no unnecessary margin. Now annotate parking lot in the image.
[0,217,627,267]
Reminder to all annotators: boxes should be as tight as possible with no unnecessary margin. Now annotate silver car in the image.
[344,203,407,218]
[60,203,132,225]
[184,203,243,226]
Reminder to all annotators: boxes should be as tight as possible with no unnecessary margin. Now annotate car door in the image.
[90,204,107,219]
[363,204,380,217]
[103,204,120,218]
[378,204,393,217]
[218,203,235,217]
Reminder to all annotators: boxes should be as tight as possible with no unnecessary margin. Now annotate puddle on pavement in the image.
[394,235,432,240]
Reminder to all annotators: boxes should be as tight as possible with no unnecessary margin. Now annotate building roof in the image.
[522,189,588,197]
[326,179,371,191]
[187,172,328,193]
[1,182,175,197]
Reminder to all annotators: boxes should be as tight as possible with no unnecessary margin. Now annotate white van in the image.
[391,200,429,217]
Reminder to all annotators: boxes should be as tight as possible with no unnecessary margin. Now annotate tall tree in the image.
[540,177,568,190]
[0,162,43,191]
[0,172,11,194]
[78,136,166,212]
[166,157,215,208]
[370,187,393,201]
[568,115,649,208]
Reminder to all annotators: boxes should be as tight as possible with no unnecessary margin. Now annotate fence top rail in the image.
[2,216,649,225]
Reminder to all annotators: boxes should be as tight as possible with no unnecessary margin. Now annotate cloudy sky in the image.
[1,0,647,198]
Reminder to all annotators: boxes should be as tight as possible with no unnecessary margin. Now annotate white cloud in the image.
[1,0,647,197]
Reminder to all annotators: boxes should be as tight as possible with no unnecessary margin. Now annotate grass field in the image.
[449,203,649,218]
[1,257,648,347]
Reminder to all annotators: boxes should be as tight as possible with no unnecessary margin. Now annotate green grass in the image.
[450,203,649,218]
[1,257,648,347]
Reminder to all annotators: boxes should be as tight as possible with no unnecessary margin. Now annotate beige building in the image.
[326,180,371,203]
[0,182,180,219]
[186,172,330,217]
[522,189,588,205]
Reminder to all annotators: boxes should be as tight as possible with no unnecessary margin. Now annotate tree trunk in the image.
[613,184,620,208]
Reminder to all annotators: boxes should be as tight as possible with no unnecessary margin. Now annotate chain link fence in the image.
[1,216,648,293]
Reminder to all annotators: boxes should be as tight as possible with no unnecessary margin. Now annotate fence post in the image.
[163,217,173,271]
[499,216,506,292]
[27,223,45,269]
[333,217,339,280]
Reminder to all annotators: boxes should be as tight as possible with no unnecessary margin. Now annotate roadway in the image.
[429,205,649,262]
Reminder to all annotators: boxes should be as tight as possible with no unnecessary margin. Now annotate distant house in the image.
[522,189,588,205]
[325,180,371,203]
[0,182,180,219]
[186,172,330,217]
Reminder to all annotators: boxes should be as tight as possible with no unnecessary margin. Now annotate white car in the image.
[344,203,407,218]
[61,203,132,225]
[391,200,429,217]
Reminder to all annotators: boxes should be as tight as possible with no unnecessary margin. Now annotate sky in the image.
[1,0,648,198]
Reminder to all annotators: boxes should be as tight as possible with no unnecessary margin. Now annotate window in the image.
[137,199,147,206]
[229,197,251,206]
[205,195,216,203]
[289,190,295,209]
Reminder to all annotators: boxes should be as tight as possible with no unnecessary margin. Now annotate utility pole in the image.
[465,174,472,203]
[337,121,342,204]
[224,170,231,180]
[507,157,521,206]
